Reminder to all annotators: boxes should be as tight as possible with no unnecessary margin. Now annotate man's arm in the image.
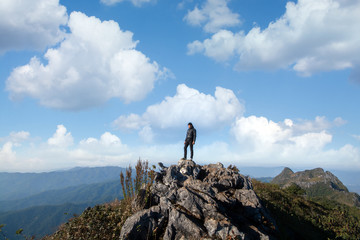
[193,129,196,144]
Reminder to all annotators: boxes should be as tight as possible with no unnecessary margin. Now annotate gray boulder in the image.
[120,160,277,240]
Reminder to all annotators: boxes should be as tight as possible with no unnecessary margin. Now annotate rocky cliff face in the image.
[272,167,360,207]
[272,167,348,191]
[120,160,277,240]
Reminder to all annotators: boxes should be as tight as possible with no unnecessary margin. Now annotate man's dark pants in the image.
[184,140,193,159]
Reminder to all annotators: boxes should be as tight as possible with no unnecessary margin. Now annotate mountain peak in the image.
[281,167,294,175]
[120,159,277,239]
[273,167,346,191]
[272,167,360,207]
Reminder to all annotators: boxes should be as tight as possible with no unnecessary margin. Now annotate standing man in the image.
[183,122,196,160]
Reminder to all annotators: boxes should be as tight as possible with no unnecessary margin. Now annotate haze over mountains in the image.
[0,165,359,239]
[0,167,124,239]
[0,166,124,201]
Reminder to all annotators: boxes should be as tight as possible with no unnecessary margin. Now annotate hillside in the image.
[0,166,124,201]
[45,160,278,239]
[0,203,90,240]
[0,180,123,239]
[0,180,122,212]
[41,160,360,240]
[272,167,360,207]
[253,180,360,239]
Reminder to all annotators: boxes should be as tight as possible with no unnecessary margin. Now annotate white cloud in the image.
[6,11,166,110]
[100,0,153,7]
[184,0,240,33]
[0,0,67,53]
[0,131,30,145]
[48,125,74,148]
[0,126,133,172]
[1,117,359,172]
[113,114,148,130]
[113,84,244,131]
[188,0,360,78]
[188,30,242,61]
[228,115,360,169]
[231,116,292,150]
[139,126,154,143]
[9,131,30,142]
[292,116,346,133]
[0,142,16,162]
[231,116,338,150]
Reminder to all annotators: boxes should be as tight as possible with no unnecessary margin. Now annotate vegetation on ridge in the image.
[253,180,360,239]
[43,159,155,240]
[3,163,359,240]
[271,167,360,207]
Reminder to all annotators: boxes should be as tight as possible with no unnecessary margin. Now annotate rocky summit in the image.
[272,167,348,191]
[272,167,360,207]
[120,160,277,240]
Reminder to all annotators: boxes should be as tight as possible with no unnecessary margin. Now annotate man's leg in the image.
[190,142,193,160]
[184,141,189,159]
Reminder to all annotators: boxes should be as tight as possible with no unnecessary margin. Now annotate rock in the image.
[120,159,277,240]
[272,167,360,207]
[120,206,167,240]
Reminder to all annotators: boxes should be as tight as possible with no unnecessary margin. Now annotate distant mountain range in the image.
[0,165,359,239]
[0,203,90,240]
[272,167,360,207]
[0,167,125,239]
[0,179,121,212]
[41,163,360,240]
[0,166,124,201]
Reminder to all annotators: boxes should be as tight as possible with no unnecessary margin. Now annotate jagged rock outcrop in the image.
[272,167,347,191]
[272,167,360,207]
[120,160,277,240]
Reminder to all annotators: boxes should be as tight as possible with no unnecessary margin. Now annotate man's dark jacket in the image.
[185,127,196,143]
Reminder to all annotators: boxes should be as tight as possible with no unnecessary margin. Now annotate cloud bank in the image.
[113,84,244,141]
[0,127,131,172]
[6,12,167,110]
[228,115,359,169]
[0,0,67,53]
[1,115,359,172]
[187,0,360,79]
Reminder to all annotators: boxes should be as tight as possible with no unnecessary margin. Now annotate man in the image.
[183,122,196,160]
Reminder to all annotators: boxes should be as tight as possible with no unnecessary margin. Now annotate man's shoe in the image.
[181,157,186,160]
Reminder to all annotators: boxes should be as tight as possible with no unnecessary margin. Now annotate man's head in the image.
[188,122,193,128]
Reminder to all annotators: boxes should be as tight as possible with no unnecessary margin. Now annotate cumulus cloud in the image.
[188,0,360,77]
[0,126,133,172]
[0,0,67,53]
[0,131,30,145]
[6,11,166,110]
[1,118,359,172]
[0,142,16,163]
[188,30,242,61]
[184,0,240,33]
[228,115,360,169]
[100,0,153,7]
[231,116,342,150]
[48,125,74,148]
[113,84,244,131]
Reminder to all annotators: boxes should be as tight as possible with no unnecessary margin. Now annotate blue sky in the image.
[1,0,360,172]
